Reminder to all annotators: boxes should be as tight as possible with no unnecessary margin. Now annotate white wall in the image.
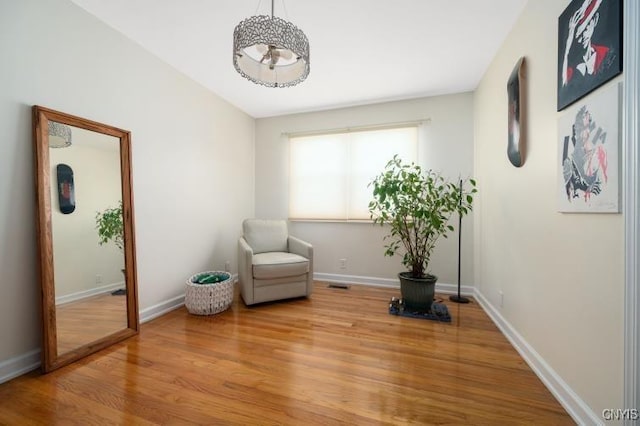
[474,0,623,419]
[0,0,254,368]
[255,93,474,285]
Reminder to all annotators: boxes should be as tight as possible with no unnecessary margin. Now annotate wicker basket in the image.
[185,271,234,315]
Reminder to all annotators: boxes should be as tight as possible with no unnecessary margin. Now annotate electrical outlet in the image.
[95,275,102,284]
[224,261,231,272]
[339,258,347,269]
[499,291,504,308]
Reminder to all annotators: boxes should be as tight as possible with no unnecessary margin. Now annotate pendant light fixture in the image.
[48,121,72,148]
[233,0,310,87]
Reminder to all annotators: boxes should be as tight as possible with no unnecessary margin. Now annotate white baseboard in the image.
[56,281,125,305]
[139,274,239,323]
[317,272,597,423]
[433,282,475,296]
[314,272,398,287]
[0,273,601,424]
[473,288,601,425]
[0,289,187,383]
[0,349,40,384]
[140,295,185,323]
[314,272,475,296]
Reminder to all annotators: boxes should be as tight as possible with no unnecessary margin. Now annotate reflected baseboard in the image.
[56,282,125,305]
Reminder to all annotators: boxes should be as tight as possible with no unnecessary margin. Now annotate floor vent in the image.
[327,283,350,289]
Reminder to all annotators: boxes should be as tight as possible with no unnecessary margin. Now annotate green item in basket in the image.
[193,272,230,285]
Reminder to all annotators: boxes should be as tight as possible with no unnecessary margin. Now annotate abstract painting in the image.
[557,0,622,111]
[558,82,620,213]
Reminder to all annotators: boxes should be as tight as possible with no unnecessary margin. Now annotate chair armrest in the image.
[289,236,314,296]
[239,236,253,256]
[238,237,254,304]
[288,236,313,260]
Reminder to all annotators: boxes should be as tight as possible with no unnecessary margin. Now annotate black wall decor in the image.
[508,57,527,168]
[56,163,75,214]
[557,0,623,111]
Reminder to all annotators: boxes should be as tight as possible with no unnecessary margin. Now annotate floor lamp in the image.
[450,180,469,304]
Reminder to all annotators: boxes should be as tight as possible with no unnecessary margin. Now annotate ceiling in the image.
[70,0,527,118]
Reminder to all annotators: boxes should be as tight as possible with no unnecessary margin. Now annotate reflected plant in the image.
[95,200,124,251]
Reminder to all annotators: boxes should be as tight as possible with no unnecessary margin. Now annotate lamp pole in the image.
[450,179,469,304]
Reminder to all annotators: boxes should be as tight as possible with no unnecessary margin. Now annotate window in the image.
[289,125,419,220]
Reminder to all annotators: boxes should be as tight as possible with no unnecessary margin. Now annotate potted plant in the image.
[369,155,477,311]
[95,200,124,252]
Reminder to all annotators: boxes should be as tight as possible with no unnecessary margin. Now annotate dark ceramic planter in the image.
[398,272,437,312]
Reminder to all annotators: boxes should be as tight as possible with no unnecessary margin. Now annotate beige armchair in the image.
[238,219,313,306]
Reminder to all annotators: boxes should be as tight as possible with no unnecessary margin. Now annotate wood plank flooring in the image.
[56,293,128,354]
[0,283,573,425]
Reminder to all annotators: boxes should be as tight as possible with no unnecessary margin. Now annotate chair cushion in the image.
[252,252,309,279]
[243,219,288,254]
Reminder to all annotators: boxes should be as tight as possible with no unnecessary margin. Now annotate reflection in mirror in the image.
[49,125,127,355]
[33,106,139,373]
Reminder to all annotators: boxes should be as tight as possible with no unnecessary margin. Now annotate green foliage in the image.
[192,272,231,285]
[95,201,124,251]
[368,155,477,278]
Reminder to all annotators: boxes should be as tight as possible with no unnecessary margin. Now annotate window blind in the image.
[289,125,419,220]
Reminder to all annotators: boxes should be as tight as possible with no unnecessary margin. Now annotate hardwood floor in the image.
[56,293,128,354]
[0,283,573,425]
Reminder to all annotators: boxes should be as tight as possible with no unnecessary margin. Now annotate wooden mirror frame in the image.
[33,106,139,373]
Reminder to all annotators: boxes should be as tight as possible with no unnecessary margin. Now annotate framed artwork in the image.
[557,0,622,111]
[507,57,526,167]
[558,82,620,213]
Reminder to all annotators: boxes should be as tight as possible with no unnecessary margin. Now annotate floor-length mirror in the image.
[33,106,139,373]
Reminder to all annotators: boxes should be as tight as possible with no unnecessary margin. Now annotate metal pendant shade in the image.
[233,0,310,87]
[48,121,72,148]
